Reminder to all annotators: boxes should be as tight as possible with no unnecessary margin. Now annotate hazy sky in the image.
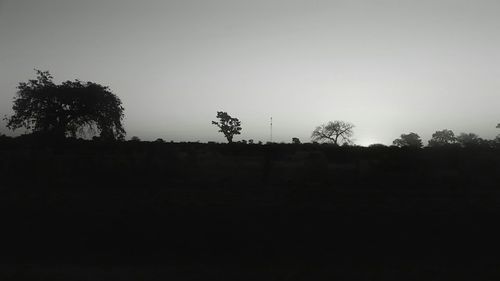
[1,0,500,145]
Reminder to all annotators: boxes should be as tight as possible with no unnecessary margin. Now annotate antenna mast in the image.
[270,117,273,143]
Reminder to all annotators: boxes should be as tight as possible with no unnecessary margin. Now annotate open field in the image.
[1,139,500,279]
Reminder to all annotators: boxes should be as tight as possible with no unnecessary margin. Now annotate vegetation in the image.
[428,129,456,147]
[5,70,125,140]
[4,72,499,148]
[130,136,141,142]
[1,138,500,276]
[3,71,500,279]
[211,111,242,143]
[392,132,423,148]
[456,132,483,147]
[311,120,354,145]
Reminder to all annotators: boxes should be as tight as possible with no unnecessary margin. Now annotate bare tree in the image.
[311,121,354,145]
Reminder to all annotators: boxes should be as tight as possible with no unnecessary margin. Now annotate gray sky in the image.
[1,0,500,145]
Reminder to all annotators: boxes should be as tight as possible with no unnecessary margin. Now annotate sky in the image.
[1,0,500,145]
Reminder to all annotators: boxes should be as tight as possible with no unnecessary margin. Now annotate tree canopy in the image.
[393,132,423,148]
[428,129,456,147]
[311,121,354,145]
[212,111,242,143]
[456,133,483,147]
[6,70,125,140]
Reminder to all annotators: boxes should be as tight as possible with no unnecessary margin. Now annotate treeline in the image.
[391,129,500,148]
[4,70,500,148]
[2,135,500,192]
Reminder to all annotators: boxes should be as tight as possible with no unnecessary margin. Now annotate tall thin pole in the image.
[270,117,273,143]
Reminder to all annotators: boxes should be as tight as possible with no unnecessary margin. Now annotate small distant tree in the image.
[311,121,354,145]
[292,137,301,144]
[495,124,500,146]
[211,111,241,143]
[368,143,387,148]
[130,136,141,142]
[493,134,500,146]
[155,138,165,143]
[456,133,482,147]
[428,129,456,147]
[248,139,254,144]
[393,132,423,148]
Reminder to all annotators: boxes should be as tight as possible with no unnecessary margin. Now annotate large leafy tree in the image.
[393,132,423,148]
[456,132,483,147]
[428,129,456,147]
[311,120,354,145]
[6,70,125,140]
[212,111,242,143]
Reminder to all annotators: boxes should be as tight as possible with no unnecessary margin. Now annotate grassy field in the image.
[1,139,500,279]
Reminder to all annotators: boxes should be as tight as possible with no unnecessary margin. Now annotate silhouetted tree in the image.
[393,132,423,148]
[155,138,165,143]
[369,143,387,148]
[456,133,482,147]
[211,111,241,143]
[130,136,141,142]
[5,70,125,140]
[311,121,354,145]
[493,135,500,146]
[292,137,301,144]
[428,129,456,147]
[495,124,500,146]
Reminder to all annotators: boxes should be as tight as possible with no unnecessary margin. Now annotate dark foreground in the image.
[1,139,500,280]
